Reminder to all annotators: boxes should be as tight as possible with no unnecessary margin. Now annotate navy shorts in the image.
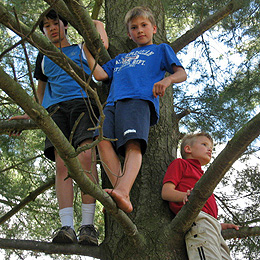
[95,99,151,156]
[45,98,99,161]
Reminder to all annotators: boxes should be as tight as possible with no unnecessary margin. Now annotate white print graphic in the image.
[124,129,137,136]
[130,50,154,57]
[114,50,154,73]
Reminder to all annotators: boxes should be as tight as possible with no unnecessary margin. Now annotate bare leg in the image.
[97,140,122,186]
[55,139,98,208]
[55,151,73,210]
[104,140,142,213]
[78,139,98,205]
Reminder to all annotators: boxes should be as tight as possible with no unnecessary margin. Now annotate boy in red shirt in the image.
[162,132,239,260]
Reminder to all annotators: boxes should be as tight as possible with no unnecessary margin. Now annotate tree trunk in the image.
[105,0,167,56]
[101,1,187,259]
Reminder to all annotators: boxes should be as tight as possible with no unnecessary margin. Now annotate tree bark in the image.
[101,1,185,259]
[170,0,245,53]
[0,119,38,135]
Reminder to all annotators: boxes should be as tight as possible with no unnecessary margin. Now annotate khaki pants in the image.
[185,211,231,260]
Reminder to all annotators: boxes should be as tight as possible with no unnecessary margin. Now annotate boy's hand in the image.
[221,223,240,231]
[183,188,193,204]
[9,114,30,121]
[153,77,172,98]
[8,114,30,136]
[153,66,187,98]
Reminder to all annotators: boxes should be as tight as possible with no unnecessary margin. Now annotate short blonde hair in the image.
[124,6,156,32]
[180,132,213,159]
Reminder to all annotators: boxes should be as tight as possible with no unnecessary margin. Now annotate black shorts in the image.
[45,98,99,161]
[94,99,151,156]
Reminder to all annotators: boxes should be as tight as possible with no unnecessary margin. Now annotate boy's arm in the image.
[83,44,109,81]
[93,20,109,50]
[36,79,47,105]
[162,182,192,205]
[153,65,187,98]
[221,223,240,231]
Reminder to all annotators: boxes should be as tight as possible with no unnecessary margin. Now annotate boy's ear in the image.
[184,145,192,154]
[153,25,157,34]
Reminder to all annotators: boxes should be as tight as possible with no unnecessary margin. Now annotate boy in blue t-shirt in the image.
[85,6,187,213]
[10,9,108,245]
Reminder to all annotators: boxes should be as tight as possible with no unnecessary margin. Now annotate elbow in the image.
[94,74,106,81]
[179,69,187,82]
[183,71,187,81]
[161,188,167,200]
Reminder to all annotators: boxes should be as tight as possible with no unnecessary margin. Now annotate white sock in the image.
[81,203,96,226]
[59,207,74,229]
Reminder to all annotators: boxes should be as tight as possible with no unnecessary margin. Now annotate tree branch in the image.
[176,109,191,121]
[170,0,245,53]
[91,0,104,20]
[0,154,44,174]
[215,193,242,225]
[0,238,102,258]
[244,218,260,226]
[13,7,39,103]
[0,119,38,135]
[44,0,110,65]
[0,178,55,225]
[0,3,99,97]
[222,226,260,240]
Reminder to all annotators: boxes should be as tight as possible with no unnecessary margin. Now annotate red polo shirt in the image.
[163,158,218,219]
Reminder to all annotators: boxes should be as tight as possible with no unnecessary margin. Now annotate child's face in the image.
[42,17,68,47]
[127,16,157,47]
[184,136,213,166]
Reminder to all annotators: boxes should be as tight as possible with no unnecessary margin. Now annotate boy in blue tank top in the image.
[10,9,108,245]
[84,6,187,213]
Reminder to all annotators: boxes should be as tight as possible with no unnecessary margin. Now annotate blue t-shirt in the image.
[102,43,184,125]
[34,44,91,109]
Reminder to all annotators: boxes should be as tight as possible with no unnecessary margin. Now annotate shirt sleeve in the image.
[163,158,185,187]
[102,57,117,79]
[34,52,48,82]
[160,43,184,73]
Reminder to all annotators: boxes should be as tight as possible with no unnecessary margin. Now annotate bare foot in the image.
[105,189,133,213]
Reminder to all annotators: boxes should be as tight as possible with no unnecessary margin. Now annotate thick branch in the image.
[91,0,104,20]
[44,0,110,65]
[176,109,191,121]
[222,226,260,240]
[0,238,102,258]
[64,0,110,64]
[0,119,38,135]
[0,3,99,96]
[0,178,55,225]
[171,0,244,53]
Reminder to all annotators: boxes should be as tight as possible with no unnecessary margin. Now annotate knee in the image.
[97,140,113,153]
[77,148,95,168]
[125,140,141,152]
[55,153,67,173]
